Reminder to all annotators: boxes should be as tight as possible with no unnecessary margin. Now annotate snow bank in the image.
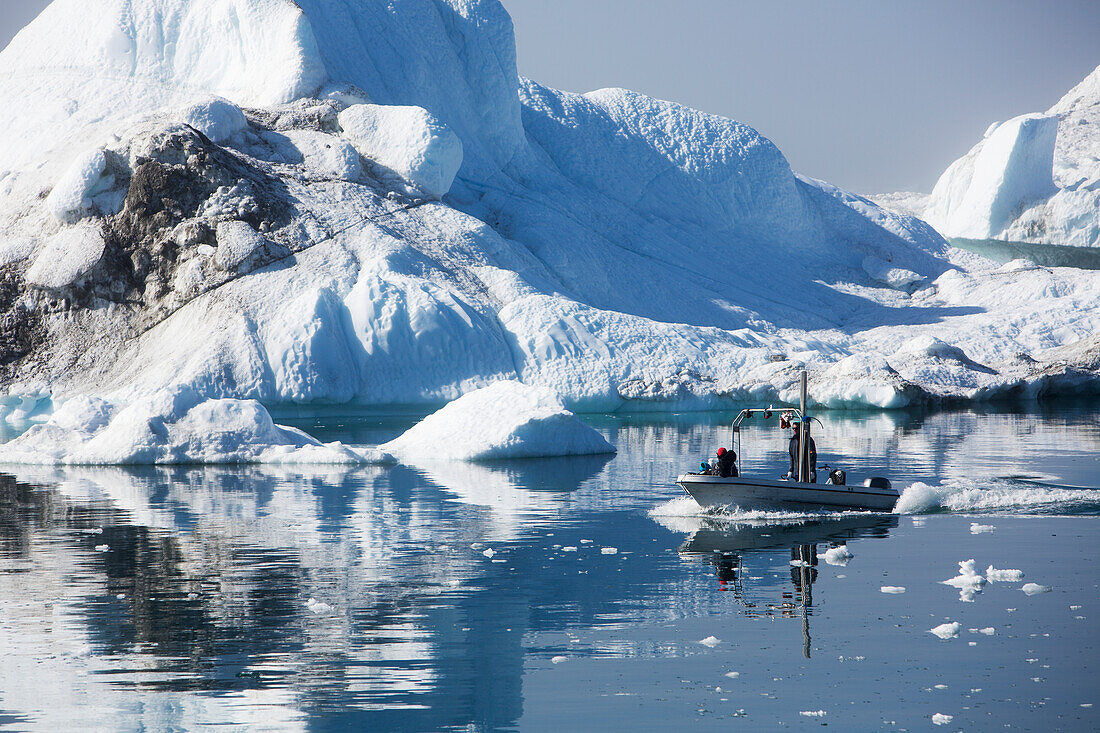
[24,224,105,289]
[178,97,248,143]
[46,148,112,223]
[338,104,462,199]
[380,381,614,461]
[0,388,389,465]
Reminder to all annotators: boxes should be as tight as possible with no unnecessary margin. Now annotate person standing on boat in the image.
[787,423,817,482]
[716,447,738,478]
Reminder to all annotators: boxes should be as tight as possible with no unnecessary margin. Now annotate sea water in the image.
[0,404,1097,731]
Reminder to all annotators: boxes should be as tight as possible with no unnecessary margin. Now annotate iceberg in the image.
[0,0,1095,440]
[881,64,1100,248]
[380,381,614,461]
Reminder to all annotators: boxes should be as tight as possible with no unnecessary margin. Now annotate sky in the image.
[2,0,1097,193]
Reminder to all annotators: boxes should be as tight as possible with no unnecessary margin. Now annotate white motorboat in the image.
[677,372,900,512]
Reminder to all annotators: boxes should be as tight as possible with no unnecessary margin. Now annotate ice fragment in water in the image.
[305,598,334,614]
[724,672,740,679]
[820,545,853,565]
[1022,583,1052,595]
[880,586,906,594]
[943,559,986,589]
[482,548,496,558]
[930,622,961,639]
[970,523,995,533]
[600,547,618,555]
[932,713,953,725]
[934,684,948,690]
[698,636,721,647]
[986,565,1024,582]
[799,710,826,717]
[94,544,109,552]
[562,546,578,552]
[551,656,567,664]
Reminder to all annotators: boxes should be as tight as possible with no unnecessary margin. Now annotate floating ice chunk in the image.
[601,547,618,555]
[790,559,810,567]
[551,656,567,664]
[0,386,388,465]
[930,622,961,639]
[931,712,953,725]
[979,627,995,635]
[934,684,948,690]
[25,224,105,289]
[970,523,996,534]
[305,598,333,614]
[698,636,721,648]
[338,103,462,199]
[214,220,267,271]
[562,546,578,552]
[986,565,1024,582]
[482,548,496,558]
[821,545,853,566]
[46,148,111,223]
[1022,583,1052,595]
[799,710,826,717]
[178,96,247,143]
[94,544,109,552]
[381,381,614,462]
[724,672,740,679]
[880,586,906,594]
[943,559,986,589]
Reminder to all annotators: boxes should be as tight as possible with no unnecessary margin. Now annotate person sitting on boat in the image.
[716,447,738,478]
[786,423,817,482]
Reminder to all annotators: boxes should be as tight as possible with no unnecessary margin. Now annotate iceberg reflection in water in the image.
[0,405,1098,731]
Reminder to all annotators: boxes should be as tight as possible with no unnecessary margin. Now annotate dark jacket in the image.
[788,433,817,482]
[717,451,738,478]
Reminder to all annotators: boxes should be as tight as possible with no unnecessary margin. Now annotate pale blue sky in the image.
[3,0,1097,192]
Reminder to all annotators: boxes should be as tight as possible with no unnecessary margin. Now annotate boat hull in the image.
[676,474,899,512]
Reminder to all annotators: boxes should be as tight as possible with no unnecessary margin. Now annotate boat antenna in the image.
[797,371,808,483]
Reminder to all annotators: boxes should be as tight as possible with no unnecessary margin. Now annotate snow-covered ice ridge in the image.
[876,64,1100,248]
[0,0,1096,420]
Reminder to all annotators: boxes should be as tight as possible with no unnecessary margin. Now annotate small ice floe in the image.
[482,548,496,558]
[979,627,995,635]
[551,656,567,664]
[94,544,109,552]
[820,545,853,566]
[970,523,995,534]
[968,641,978,646]
[930,622,962,639]
[724,672,740,679]
[580,539,593,544]
[986,565,1024,582]
[600,547,618,555]
[1070,605,1082,610]
[932,712,953,725]
[562,546,578,552]
[790,559,810,567]
[116,593,126,599]
[1081,703,1093,708]
[934,684,948,690]
[880,586,906,594]
[944,559,986,600]
[799,710,826,717]
[1022,583,1052,595]
[698,636,722,647]
[81,527,104,534]
[305,598,334,614]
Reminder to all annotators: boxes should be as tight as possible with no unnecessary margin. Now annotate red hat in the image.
[716,447,727,457]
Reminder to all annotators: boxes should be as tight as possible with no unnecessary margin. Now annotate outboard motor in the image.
[827,469,846,486]
[863,476,892,490]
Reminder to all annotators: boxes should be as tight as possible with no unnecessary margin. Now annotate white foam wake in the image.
[649,496,857,534]
[893,477,1100,515]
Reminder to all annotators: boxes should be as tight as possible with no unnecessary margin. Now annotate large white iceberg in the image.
[886,64,1100,247]
[0,0,1095,434]
[381,381,614,461]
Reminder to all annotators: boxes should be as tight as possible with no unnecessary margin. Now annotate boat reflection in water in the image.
[678,514,898,658]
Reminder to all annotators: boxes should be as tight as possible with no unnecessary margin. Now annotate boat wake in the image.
[648,496,868,534]
[893,476,1100,515]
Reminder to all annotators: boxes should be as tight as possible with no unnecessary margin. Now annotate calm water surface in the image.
[1,405,1098,731]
